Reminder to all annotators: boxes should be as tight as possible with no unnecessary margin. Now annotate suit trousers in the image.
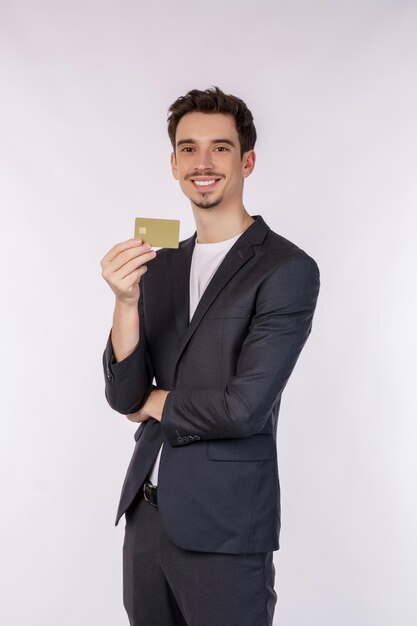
[122,483,277,626]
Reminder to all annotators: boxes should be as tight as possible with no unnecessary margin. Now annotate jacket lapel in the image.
[170,214,270,377]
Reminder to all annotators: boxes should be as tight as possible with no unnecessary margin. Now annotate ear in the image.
[170,151,179,180]
[242,150,256,179]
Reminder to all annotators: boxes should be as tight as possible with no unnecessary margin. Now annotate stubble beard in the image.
[192,194,224,209]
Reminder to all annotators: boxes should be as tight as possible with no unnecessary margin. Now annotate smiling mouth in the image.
[189,178,222,191]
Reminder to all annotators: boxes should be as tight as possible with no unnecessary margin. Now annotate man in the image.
[101,86,320,626]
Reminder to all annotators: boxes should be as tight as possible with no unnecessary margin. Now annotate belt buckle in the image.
[143,481,158,507]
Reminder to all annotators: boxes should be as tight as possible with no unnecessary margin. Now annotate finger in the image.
[126,411,140,422]
[100,237,145,267]
[127,412,149,423]
[103,246,156,277]
[117,250,157,280]
[101,239,145,270]
[118,266,148,288]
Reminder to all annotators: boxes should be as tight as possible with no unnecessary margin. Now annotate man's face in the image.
[170,112,255,210]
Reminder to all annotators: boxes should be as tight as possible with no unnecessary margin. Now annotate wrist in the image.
[153,390,170,422]
[114,297,139,311]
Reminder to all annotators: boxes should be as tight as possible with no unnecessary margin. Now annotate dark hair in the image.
[167,86,257,158]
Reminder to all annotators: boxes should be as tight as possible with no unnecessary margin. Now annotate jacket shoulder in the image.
[263,228,320,276]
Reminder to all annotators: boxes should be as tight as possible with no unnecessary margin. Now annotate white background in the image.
[1,1,416,624]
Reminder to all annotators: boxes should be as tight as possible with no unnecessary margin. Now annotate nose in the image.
[193,147,214,173]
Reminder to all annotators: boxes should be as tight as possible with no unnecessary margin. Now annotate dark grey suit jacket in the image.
[102,214,320,554]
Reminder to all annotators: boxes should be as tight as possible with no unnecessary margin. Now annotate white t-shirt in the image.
[147,230,243,486]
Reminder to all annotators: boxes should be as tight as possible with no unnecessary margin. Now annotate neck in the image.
[193,205,255,244]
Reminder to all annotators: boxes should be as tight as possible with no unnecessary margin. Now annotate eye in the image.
[215,146,228,152]
[180,147,194,152]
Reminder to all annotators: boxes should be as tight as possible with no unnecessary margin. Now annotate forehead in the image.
[175,112,238,143]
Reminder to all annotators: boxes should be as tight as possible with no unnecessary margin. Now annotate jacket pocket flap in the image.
[208,435,276,461]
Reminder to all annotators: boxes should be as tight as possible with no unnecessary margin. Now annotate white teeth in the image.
[193,179,217,186]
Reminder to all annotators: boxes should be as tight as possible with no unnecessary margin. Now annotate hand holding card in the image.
[134,217,180,249]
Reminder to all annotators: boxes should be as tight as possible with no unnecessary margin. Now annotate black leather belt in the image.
[143,481,158,507]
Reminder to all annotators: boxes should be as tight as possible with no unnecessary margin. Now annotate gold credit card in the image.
[134,217,180,249]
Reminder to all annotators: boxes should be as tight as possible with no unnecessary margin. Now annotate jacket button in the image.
[176,436,184,443]
[106,365,112,380]
[193,435,200,440]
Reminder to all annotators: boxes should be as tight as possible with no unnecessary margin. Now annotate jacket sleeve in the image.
[160,253,320,445]
[102,294,155,414]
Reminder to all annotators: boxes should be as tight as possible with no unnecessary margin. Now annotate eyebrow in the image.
[176,138,236,148]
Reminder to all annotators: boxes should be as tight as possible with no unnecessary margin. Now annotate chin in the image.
[192,195,224,209]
